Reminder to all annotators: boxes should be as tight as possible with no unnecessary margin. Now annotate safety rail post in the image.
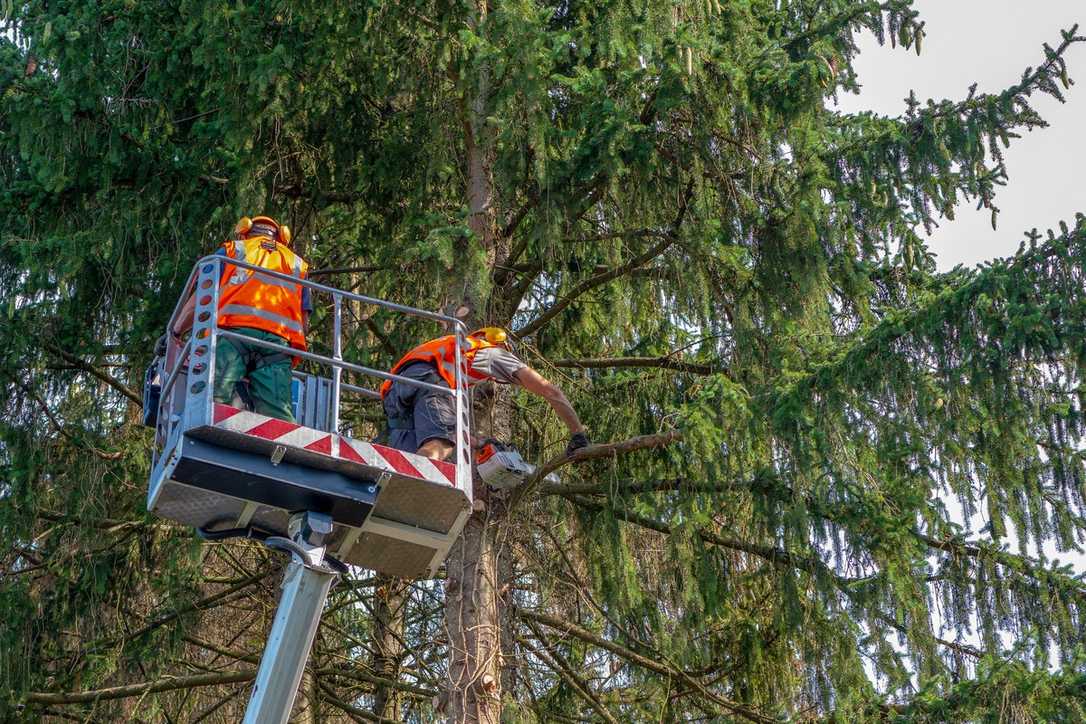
[153,336,192,465]
[330,295,343,433]
[183,260,222,430]
[206,258,221,426]
[452,322,472,496]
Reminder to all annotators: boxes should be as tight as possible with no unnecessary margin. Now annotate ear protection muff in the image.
[235,216,291,245]
[469,327,508,345]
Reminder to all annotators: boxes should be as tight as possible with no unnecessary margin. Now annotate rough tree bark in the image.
[444,498,502,723]
[496,541,519,697]
[371,576,411,719]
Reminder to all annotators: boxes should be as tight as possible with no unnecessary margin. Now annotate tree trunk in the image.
[293,670,316,723]
[371,576,410,719]
[444,502,501,723]
[497,537,519,697]
[445,2,516,720]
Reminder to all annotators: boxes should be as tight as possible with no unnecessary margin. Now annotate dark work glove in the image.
[154,333,168,357]
[566,431,590,456]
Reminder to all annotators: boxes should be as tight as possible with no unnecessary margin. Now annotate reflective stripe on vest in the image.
[218,304,304,333]
[217,237,308,350]
[379,335,499,398]
[249,271,300,291]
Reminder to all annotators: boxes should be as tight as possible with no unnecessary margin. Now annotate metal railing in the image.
[154,254,473,493]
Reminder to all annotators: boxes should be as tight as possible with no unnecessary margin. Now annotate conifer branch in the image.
[827,26,1085,232]
[912,531,1086,601]
[23,669,256,706]
[38,510,144,532]
[494,87,659,282]
[747,475,1086,623]
[514,236,677,337]
[551,356,728,377]
[499,260,544,323]
[182,635,259,665]
[87,568,275,653]
[499,190,538,242]
[881,668,1086,721]
[569,494,986,662]
[777,227,1084,402]
[519,626,620,724]
[514,179,694,337]
[318,667,438,699]
[786,1,909,50]
[276,183,364,206]
[568,494,838,581]
[508,431,683,512]
[37,709,86,722]
[308,266,388,277]
[4,375,125,460]
[318,683,399,723]
[187,686,250,724]
[804,488,1086,603]
[540,477,747,497]
[517,610,776,724]
[42,343,142,404]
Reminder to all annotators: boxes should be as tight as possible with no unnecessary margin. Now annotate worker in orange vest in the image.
[380,327,589,460]
[173,215,311,421]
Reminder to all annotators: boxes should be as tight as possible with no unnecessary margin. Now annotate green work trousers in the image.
[213,327,296,422]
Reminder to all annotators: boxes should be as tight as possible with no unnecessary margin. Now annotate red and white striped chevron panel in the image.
[212,403,457,487]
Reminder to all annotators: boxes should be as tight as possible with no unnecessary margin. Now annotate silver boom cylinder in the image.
[243,512,338,724]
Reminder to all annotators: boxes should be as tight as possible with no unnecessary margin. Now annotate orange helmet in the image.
[235,215,292,245]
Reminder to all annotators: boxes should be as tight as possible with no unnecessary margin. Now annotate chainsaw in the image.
[474,440,557,489]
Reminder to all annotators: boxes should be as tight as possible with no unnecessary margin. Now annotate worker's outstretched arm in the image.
[513,367,585,434]
[172,293,196,337]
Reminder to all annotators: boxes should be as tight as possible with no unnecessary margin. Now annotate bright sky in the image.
[835,0,1086,270]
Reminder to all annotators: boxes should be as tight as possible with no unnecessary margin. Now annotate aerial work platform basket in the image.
[147,255,474,579]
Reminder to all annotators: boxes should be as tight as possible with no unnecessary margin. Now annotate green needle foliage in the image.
[1,0,1085,721]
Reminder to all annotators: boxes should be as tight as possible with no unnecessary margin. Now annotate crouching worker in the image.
[173,215,311,422]
[380,327,589,460]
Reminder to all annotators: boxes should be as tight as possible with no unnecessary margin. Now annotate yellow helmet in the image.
[469,327,508,345]
[235,215,292,245]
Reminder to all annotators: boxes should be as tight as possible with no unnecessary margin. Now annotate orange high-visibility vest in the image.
[379,335,501,398]
[217,237,309,351]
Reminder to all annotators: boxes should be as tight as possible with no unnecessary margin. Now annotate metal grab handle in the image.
[215,329,453,396]
[330,297,343,433]
[166,254,469,333]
